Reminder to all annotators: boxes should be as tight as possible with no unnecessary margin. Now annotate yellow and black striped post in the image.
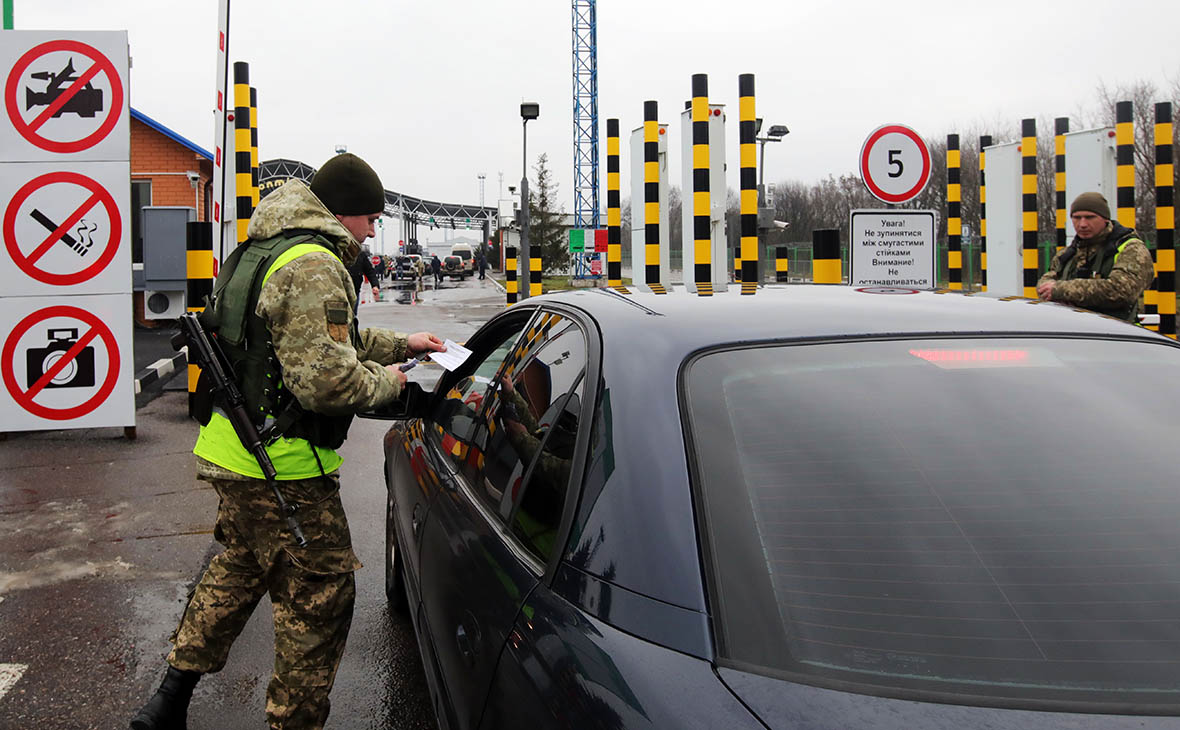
[979,135,991,292]
[643,100,665,294]
[946,134,962,290]
[505,232,518,306]
[1156,102,1175,339]
[186,221,214,411]
[775,246,789,282]
[1021,118,1038,298]
[606,118,625,292]
[233,62,253,245]
[1116,101,1136,229]
[690,74,713,296]
[813,229,841,284]
[739,73,758,294]
[1115,100,1152,325]
[250,86,260,208]
[1054,117,1068,253]
[529,246,542,298]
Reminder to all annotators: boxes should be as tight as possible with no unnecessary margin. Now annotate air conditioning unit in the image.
[144,289,186,320]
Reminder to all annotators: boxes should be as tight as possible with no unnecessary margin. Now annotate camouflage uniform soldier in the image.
[1036,192,1155,321]
[131,154,445,730]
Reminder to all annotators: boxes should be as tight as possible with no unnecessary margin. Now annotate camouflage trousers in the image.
[168,473,363,729]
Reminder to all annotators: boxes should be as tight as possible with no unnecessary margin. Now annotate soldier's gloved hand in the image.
[408,332,446,357]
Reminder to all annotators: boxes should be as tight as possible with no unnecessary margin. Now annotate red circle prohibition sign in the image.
[859,124,931,204]
[5,39,125,153]
[3,171,122,286]
[1,305,121,420]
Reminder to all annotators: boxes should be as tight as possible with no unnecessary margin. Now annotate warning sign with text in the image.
[0,294,133,429]
[1,32,129,163]
[849,210,937,289]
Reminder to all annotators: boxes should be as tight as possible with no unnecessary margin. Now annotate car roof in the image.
[512,284,1179,636]
[529,284,1170,349]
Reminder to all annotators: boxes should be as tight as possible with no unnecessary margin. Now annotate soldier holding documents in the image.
[131,153,444,730]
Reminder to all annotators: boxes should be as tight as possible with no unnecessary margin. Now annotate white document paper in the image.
[429,339,473,371]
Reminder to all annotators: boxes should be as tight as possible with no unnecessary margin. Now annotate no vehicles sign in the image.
[0,32,129,162]
[849,210,938,289]
[0,162,130,296]
[0,295,133,429]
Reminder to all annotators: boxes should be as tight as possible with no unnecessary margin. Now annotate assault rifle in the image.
[173,313,308,547]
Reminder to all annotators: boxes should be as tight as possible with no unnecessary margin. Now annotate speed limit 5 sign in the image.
[859,124,931,204]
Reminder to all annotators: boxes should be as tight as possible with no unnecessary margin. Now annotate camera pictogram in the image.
[26,328,95,389]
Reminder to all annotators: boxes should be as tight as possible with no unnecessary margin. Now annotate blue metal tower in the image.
[572,0,600,240]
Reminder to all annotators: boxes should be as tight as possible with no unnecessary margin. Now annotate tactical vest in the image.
[1056,225,1143,321]
[197,231,356,450]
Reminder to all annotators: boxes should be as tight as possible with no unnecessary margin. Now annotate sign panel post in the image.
[849,210,938,289]
[0,31,132,434]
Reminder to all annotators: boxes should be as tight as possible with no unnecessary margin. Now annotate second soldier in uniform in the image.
[1036,191,1154,321]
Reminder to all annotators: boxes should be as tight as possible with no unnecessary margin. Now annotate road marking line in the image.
[0,664,27,702]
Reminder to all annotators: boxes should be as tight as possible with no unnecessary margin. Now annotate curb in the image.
[134,346,187,395]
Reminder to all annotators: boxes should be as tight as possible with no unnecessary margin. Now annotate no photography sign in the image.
[0,296,133,428]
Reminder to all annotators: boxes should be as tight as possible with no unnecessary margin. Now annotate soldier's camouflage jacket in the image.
[1037,222,1154,321]
[195,180,408,481]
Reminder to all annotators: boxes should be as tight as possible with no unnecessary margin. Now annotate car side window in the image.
[429,316,534,478]
[479,313,587,563]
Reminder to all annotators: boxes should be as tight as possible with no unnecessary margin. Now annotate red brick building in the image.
[129,108,213,323]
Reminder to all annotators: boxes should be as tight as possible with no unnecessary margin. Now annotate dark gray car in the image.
[367,286,1180,729]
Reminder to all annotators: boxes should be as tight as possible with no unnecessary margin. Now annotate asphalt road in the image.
[0,275,508,729]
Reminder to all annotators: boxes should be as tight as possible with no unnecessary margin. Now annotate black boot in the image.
[129,666,201,730]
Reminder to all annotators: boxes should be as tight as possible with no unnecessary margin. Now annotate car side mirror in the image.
[358,381,428,420]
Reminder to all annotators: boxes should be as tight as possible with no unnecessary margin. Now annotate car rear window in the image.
[684,337,1180,710]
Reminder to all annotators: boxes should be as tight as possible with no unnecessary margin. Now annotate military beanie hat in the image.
[1070,191,1111,220]
[310,153,385,216]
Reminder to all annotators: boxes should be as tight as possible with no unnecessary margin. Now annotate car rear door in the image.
[417,310,591,730]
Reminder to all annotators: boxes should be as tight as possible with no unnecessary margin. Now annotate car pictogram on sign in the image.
[3,170,122,286]
[1,305,121,420]
[4,39,124,154]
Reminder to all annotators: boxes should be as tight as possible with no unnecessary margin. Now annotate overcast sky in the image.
[16,0,1180,234]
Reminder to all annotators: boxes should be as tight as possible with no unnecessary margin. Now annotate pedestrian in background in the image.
[1036,192,1154,321]
[130,153,445,730]
[347,247,381,311]
[431,254,442,285]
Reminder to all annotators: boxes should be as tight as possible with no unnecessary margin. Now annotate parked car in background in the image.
[443,255,466,279]
[448,243,474,278]
[366,285,1180,729]
[395,254,422,280]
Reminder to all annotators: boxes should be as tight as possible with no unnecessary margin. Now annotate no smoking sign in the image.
[0,31,128,162]
[0,162,129,296]
[0,295,133,428]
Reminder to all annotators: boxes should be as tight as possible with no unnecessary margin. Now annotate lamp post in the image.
[519,101,539,299]
[754,119,789,283]
[756,120,790,187]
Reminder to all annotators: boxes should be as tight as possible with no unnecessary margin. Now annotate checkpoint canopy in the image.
[1,161,130,297]
[1,32,129,163]
[849,210,938,289]
[0,294,134,430]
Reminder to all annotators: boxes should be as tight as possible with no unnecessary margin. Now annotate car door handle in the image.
[411,503,424,538]
[456,624,475,663]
